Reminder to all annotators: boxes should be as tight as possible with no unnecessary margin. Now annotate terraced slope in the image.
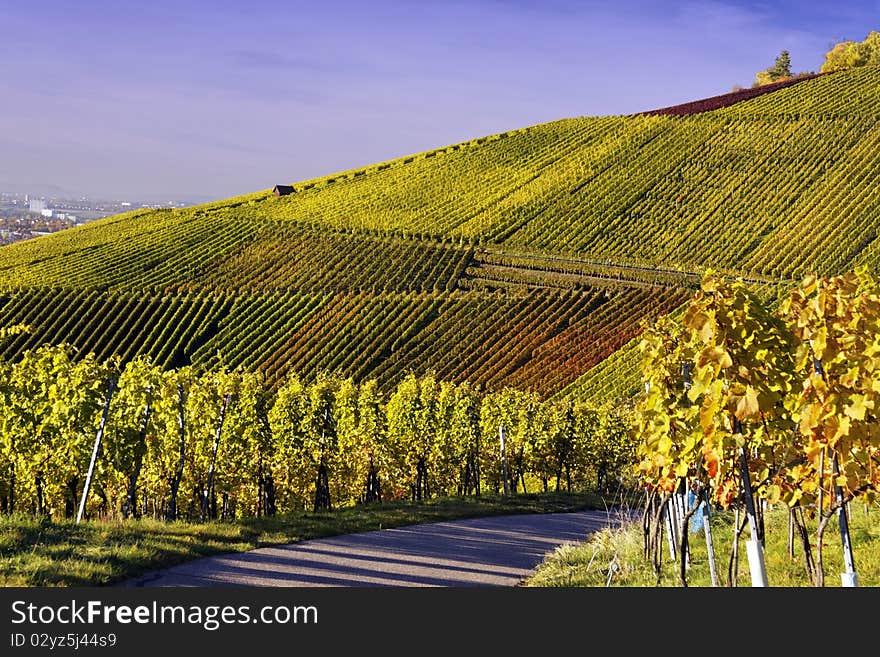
[0,65,876,400]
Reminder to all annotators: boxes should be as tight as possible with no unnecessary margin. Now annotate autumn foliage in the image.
[635,269,880,511]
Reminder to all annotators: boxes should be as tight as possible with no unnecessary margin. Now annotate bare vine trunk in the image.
[791,504,817,585]
[727,508,748,587]
[166,384,186,522]
[123,393,152,520]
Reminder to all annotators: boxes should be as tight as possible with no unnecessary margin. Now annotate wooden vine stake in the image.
[664,497,677,560]
[499,425,510,496]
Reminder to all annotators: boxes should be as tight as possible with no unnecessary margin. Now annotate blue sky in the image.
[1,0,877,201]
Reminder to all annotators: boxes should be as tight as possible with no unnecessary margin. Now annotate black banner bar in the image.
[0,585,867,654]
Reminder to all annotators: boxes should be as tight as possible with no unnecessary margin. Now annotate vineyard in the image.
[0,283,687,395]
[0,67,874,405]
[632,268,880,587]
[0,345,634,522]
[0,64,879,528]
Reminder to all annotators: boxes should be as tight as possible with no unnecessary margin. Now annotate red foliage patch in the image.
[639,73,823,117]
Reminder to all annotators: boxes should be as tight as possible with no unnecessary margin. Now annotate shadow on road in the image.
[123,510,630,588]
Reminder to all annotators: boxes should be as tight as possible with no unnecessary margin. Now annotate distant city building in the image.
[40,208,53,218]
[29,199,46,213]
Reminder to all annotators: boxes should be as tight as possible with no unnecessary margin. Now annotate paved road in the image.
[123,510,626,587]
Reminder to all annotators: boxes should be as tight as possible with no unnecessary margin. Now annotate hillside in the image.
[0,64,877,399]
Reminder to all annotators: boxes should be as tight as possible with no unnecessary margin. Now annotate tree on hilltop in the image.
[754,50,792,86]
[771,49,792,78]
[821,31,880,72]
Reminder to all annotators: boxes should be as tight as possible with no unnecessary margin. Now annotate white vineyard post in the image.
[738,443,768,587]
[810,355,858,586]
[833,454,858,587]
[76,376,117,524]
[702,488,719,586]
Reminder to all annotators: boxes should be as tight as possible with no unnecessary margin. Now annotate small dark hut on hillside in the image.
[273,185,295,196]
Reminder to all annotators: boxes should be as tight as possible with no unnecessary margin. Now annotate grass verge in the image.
[526,501,880,587]
[0,491,603,587]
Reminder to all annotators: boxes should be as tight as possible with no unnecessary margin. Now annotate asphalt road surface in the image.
[123,510,626,587]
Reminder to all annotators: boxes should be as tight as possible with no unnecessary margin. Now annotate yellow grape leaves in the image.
[682,306,714,341]
[800,274,818,297]
[699,403,717,433]
[764,483,782,505]
[697,344,732,369]
[734,386,760,420]
[843,393,870,421]
[832,414,851,442]
[811,326,828,359]
[637,268,880,509]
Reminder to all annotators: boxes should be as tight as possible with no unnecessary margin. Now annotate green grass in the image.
[526,501,880,587]
[0,491,603,587]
